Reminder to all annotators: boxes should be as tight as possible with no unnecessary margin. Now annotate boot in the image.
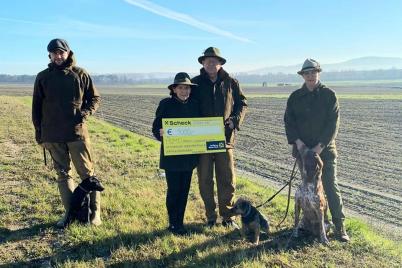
[89,191,102,226]
[334,219,350,242]
[56,178,75,228]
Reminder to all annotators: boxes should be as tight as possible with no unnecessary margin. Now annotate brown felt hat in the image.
[168,72,197,90]
[198,47,226,65]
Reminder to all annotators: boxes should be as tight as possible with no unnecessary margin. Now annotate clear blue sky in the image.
[1,0,401,75]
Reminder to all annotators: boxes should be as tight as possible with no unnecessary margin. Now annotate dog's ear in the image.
[239,199,250,210]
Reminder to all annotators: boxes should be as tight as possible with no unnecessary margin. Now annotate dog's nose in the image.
[97,183,105,191]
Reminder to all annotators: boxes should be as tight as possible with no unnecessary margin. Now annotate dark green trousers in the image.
[321,157,346,223]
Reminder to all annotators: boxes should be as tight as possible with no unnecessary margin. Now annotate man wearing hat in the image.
[191,47,247,228]
[32,38,101,227]
[284,58,350,242]
[152,72,200,235]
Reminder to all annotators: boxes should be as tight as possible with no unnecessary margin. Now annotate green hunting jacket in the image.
[32,51,100,143]
[284,82,339,159]
[191,68,247,149]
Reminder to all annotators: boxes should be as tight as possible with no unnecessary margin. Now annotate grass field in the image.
[1,95,401,267]
[90,87,402,231]
[1,84,401,230]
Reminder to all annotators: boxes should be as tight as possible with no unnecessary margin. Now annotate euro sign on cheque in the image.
[162,117,226,156]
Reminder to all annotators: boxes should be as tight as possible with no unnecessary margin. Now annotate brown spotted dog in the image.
[291,146,330,244]
[230,198,270,245]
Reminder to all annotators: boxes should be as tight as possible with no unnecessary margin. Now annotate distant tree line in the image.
[0,74,36,84]
[234,69,402,83]
[1,69,402,85]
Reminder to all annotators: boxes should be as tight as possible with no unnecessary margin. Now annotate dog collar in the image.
[243,205,252,218]
[78,184,89,193]
[242,207,258,224]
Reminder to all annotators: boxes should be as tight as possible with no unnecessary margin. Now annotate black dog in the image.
[64,176,104,228]
[230,198,270,245]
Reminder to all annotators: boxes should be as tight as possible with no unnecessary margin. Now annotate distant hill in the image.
[1,57,402,85]
[247,56,402,75]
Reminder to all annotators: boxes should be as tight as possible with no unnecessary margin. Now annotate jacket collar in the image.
[172,95,189,104]
[200,67,229,82]
[299,81,323,96]
[48,51,76,71]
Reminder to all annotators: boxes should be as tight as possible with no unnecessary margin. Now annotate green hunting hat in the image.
[198,47,226,65]
[47,38,70,53]
[297,58,322,75]
[168,72,198,90]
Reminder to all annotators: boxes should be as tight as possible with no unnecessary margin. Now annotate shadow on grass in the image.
[0,222,55,244]
[2,223,175,267]
[109,227,299,267]
[2,222,320,267]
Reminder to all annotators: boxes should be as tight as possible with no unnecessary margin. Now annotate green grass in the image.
[0,96,401,267]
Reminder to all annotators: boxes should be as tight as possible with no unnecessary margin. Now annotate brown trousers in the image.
[197,149,236,222]
[43,139,94,182]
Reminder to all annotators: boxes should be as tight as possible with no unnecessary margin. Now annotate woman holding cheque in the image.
[152,72,200,235]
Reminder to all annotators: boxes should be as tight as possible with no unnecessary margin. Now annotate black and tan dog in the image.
[230,198,270,245]
[290,146,330,245]
[64,176,104,228]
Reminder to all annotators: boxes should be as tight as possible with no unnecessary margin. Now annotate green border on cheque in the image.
[162,117,226,156]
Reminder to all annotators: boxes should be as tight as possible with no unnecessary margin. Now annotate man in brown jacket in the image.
[284,58,349,242]
[32,38,101,227]
[191,47,247,228]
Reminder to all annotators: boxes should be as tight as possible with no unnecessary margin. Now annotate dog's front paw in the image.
[320,236,330,245]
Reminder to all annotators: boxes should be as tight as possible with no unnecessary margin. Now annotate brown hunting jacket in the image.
[191,68,247,148]
[284,82,339,160]
[32,51,100,143]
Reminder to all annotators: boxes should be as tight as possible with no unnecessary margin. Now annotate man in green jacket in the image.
[32,38,101,227]
[284,58,350,242]
[191,47,247,228]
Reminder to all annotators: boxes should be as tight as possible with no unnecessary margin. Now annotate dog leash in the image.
[276,161,297,228]
[43,147,47,166]
[255,158,298,228]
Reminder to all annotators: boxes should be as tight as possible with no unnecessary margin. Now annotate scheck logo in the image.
[167,129,173,135]
[206,141,226,150]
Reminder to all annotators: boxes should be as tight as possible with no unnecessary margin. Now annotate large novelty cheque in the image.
[162,117,226,156]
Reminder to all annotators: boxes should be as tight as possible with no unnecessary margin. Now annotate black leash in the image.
[255,159,298,227]
[43,147,47,166]
[276,163,297,228]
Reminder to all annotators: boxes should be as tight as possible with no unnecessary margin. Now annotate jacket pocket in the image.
[74,108,83,124]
